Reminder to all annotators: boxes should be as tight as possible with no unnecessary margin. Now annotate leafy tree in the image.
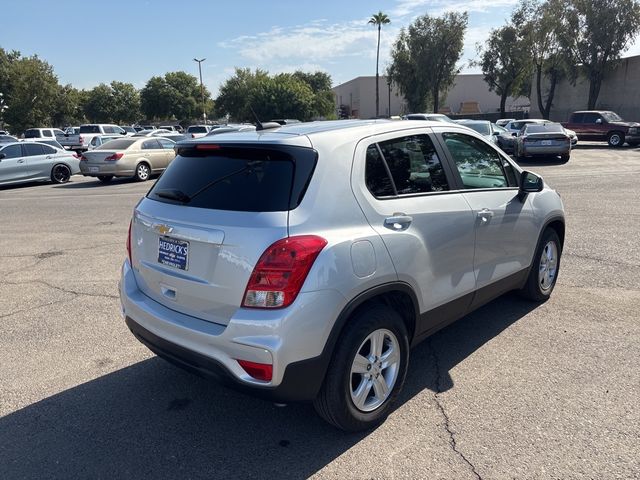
[110,81,141,124]
[83,84,114,123]
[477,21,532,116]
[561,0,640,109]
[3,54,59,133]
[292,70,335,118]
[51,85,86,127]
[141,71,209,121]
[388,12,468,113]
[368,11,391,117]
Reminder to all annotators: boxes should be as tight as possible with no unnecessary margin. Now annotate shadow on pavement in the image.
[0,293,537,479]
[53,177,138,189]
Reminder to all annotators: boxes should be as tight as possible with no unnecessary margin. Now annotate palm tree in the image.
[368,11,390,117]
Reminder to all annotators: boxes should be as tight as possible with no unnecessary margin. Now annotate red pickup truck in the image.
[562,111,640,147]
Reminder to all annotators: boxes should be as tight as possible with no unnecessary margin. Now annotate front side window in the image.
[365,134,449,198]
[442,132,510,189]
[42,130,53,137]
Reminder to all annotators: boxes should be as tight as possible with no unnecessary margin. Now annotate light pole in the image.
[193,58,207,124]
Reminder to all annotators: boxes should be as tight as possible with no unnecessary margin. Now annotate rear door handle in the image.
[384,213,413,231]
[477,208,494,222]
[17,159,25,164]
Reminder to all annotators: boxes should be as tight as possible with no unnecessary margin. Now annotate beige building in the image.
[332,74,527,118]
[530,54,640,121]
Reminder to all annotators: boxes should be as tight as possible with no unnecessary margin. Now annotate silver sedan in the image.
[0,142,80,186]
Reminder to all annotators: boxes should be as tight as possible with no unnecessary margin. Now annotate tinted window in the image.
[23,144,45,156]
[571,113,584,123]
[95,139,136,150]
[142,139,161,150]
[80,125,101,134]
[525,124,563,134]
[366,135,449,197]
[90,137,99,146]
[442,132,509,189]
[365,145,395,197]
[158,138,175,149]
[148,146,317,212]
[41,145,57,154]
[582,113,600,123]
[42,130,53,137]
[462,122,491,135]
[24,129,40,138]
[102,126,115,134]
[188,126,208,133]
[1,144,22,158]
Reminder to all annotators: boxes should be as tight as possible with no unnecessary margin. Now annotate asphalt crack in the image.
[3,279,119,300]
[429,339,483,480]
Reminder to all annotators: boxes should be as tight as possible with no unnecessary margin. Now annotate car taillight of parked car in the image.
[126,219,132,265]
[79,135,83,145]
[105,153,124,161]
[242,235,327,309]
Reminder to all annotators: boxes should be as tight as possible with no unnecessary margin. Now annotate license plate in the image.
[542,140,552,146]
[158,236,189,270]
[89,166,99,173]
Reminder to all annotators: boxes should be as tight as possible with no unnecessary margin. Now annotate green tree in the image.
[110,81,141,124]
[292,70,335,118]
[368,11,391,117]
[3,54,59,133]
[51,85,86,127]
[141,71,209,121]
[477,22,532,116]
[83,84,114,123]
[140,76,175,120]
[562,0,640,109]
[388,11,468,113]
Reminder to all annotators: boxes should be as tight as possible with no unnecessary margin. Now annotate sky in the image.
[1,0,639,96]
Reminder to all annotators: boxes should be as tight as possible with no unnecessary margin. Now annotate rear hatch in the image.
[131,142,317,326]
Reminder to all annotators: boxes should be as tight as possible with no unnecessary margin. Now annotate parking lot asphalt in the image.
[1,144,639,479]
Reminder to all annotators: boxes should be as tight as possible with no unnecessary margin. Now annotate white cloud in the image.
[391,0,518,18]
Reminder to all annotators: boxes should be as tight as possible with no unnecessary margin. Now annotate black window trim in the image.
[364,131,459,201]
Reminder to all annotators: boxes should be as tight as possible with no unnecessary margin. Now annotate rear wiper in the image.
[156,189,191,203]
[186,161,263,202]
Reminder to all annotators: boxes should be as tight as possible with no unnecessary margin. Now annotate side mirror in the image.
[520,170,543,194]
[595,118,602,124]
[512,132,517,137]
[120,131,127,135]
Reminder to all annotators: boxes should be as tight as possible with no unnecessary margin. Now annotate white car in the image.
[0,141,80,185]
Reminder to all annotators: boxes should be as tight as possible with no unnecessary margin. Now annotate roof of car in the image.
[179,119,463,148]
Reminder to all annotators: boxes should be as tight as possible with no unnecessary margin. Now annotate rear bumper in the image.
[521,145,571,156]
[120,260,345,402]
[79,163,134,177]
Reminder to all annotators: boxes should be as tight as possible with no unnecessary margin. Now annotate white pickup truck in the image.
[63,124,127,152]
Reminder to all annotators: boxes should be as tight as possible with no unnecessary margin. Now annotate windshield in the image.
[601,111,623,122]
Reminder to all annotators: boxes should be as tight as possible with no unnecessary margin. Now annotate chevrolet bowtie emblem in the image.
[154,224,173,235]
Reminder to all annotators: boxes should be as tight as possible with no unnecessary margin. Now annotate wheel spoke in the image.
[381,346,399,369]
[370,330,385,359]
[352,377,372,410]
[351,354,370,374]
[372,374,389,400]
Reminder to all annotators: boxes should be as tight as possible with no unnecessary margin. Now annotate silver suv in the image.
[120,120,565,431]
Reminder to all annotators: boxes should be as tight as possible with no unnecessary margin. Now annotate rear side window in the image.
[41,145,57,154]
[42,130,53,137]
[365,134,449,198]
[23,144,45,156]
[80,125,101,134]
[142,139,161,150]
[148,145,317,212]
[571,113,584,123]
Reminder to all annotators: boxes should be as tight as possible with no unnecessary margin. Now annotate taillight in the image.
[105,152,124,161]
[191,133,196,138]
[79,154,87,161]
[242,235,327,309]
[126,219,132,265]
[79,135,83,145]
[236,360,273,382]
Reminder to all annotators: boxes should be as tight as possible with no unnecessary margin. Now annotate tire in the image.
[97,175,113,183]
[313,304,409,432]
[51,164,72,184]
[519,228,562,302]
[561,154,570,162]
[134,162,150,182]
[607,131,625,147]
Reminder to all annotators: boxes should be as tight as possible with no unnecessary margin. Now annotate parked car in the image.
[87,135,122,150]
[505,119,577,146]
[63,124,127,152]
[0,141,80,185]
[561,110,639,147]
[402,113,453,123]
[204,124,257,136]
[516,122,571,162]
[493,123,518,154]
[0,130,11,135]
[120,119,565,431]
[23,127,66,141]
[79,137,176,182]
[59,127,82,150]
[159,125,184,133]
[133,129,173,137]
[0,135,18,143]
[454,119,499,145]
[121,126,137,136]
[186,125,214,138]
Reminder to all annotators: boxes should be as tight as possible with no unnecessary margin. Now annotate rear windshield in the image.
[95,139,136,150]
[24,129,40,138]
[526,124,563,133]
[148,145,317,212]
[80,125,101,134]
[187,126,208,133]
